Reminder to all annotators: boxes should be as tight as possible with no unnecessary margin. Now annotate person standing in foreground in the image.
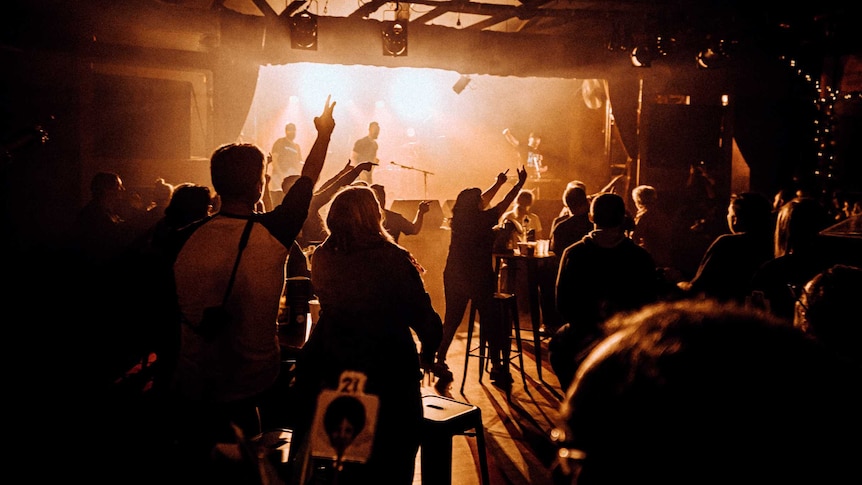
[289,185,443,484]
[552,299,861,485]
[550,193,658,391]
[169,96,336,479]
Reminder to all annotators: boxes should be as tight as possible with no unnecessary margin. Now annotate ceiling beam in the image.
[249,0,279,17]
[283,0,309,17]
[349,0,391,19]
[342,0,659,33]
[372,0,661,17]
[411,7,453,24]
[464,0,553,31]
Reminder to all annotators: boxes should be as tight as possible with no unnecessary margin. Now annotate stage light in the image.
[452,75,471,94]
[382,21,408,56]
[630,46,652,67]
[289,11,317,50]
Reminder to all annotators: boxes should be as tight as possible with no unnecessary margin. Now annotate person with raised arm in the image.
[169,96,337,481]
[432,166,528,393]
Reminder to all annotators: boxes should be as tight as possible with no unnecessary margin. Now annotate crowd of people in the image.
[33,93,861,485]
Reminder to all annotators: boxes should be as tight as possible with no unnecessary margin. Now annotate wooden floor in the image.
[412,315,566,485]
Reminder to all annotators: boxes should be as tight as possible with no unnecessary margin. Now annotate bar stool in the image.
[460,292,528,397]
[421,394,490,485]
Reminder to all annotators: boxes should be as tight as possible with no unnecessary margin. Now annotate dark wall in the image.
[92,75,191,161]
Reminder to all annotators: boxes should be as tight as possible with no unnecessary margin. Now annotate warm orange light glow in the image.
[244,63,606,201]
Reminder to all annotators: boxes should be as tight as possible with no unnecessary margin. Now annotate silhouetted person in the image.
[370,183,430,243]
[132,182,214,393]
[434,167,528,392]
[555,179,588,220]
[270,122,303,190]
[630,184,674,270]
[69,171,150,265]
[503,128,546,179]
[677,192,774,304]
[794,264,862,370]
[673,162,722,276]
[289,185,442,484]
[66,171,157,388]
[553,299,861,485]
[351,121,380,184]
[549,193,658,391]
[147,183,212,251]
[285,160,375,247]
[750,196,833,320]
[550,183,591,255]
[501,189,543,244]
[169,96,336,481]
[545,183,593,335]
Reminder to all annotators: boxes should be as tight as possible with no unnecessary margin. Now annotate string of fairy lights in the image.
[782,52,862,196]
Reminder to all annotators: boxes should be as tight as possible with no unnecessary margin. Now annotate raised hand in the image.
[303,95,337,186]
[517,166,528,184]
[313,94,336,135]
[496,170,509,186]
[418,200,431,214]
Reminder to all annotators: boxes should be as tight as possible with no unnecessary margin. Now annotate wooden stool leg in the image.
[473,411,490,485]
[508,296,528,389]
[476,302,488,383]
[460,301,478,394]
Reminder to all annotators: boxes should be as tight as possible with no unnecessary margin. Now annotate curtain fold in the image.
[605,72,641,168]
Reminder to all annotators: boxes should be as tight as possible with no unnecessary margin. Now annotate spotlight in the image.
[452,75,471,94]
[289,11,317,50]
[382,21,408,56]
[630,46,652,67]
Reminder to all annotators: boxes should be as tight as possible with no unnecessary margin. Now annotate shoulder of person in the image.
[564,237,590,252]
[377,241,424,272]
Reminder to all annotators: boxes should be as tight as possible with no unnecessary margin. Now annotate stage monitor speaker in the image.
[390,199,444,229]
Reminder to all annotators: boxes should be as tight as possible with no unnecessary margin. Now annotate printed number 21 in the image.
[338,370,367,394]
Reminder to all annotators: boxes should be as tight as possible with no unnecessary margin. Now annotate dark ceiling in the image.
[3,0,856,73]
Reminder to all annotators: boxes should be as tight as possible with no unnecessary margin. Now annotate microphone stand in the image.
[390,161,434,199]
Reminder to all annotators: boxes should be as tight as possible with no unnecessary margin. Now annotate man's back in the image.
[550,212,591,255]
[632,206,674,268]
[556,235,658,330]
[687,231,773,303]
[172,216,289,401]
[550,229,659,390]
